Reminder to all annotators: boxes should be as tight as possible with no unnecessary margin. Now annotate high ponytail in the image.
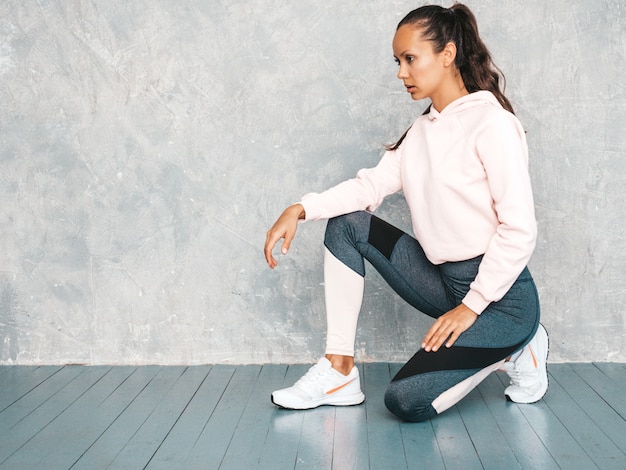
[448,4,513,114]
[386,3,513,151]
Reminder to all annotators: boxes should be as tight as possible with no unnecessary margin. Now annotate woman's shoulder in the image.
[458,94,523,134]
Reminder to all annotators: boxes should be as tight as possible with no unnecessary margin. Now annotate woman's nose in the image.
[397,65,408,80]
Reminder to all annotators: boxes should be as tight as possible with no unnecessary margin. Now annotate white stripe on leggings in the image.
[431,358,507,414]
[324,247,364,357]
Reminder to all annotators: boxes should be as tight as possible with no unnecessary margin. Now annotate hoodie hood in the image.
[427,90,501,121]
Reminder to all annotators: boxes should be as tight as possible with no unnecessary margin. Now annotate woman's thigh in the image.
[325,211,540,347]
[324,212,454,318]
[385,270,541,421]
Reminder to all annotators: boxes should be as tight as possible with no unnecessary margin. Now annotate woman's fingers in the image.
[264,231,279,268]
[422,304,478,352]
[265,225,287,268]
[264,204,304,269]
[422,318,452,352]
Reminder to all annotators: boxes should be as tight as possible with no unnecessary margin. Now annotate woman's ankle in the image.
[325,354,354,376]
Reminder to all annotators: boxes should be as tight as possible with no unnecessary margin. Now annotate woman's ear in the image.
[442,41,457,67]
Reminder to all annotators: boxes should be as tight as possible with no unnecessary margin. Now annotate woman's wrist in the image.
[290,203,306,220]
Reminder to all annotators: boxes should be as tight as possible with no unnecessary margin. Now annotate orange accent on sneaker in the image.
[529,347,538,368]
[325,378,355,395]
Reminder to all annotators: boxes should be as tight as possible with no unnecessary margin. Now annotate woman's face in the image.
[392,25,449,102]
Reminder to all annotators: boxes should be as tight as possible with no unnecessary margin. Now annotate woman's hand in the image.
[264,204,306,269]
[422,303,478,352]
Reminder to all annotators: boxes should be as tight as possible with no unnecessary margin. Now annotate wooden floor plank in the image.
[68,366,162,469]
[494,372,598,469]
[573,363,626,419]
[105,366,209,469]
[257,365,307,469]
[295,406,336,469]
[549,364,626,456]
[385,364,446,470]
[0,366,83,432]
[363,363,406,470]
[0,366,63,412]
[431,405,484,470]
[19,367,139,469]
[593,362,626,385]
[145,366,239,470]
[182,365,261,469]
[332,404,369,470]
[0,366,110,465]
[456,386,522,469]
[67,366,182,469]
[478,373,559,469]
[218,364,289,469]
[0,366,15,379]
[515,401,598,469]
[544,367,626,469]
[389,362,403,378]
[0,366,113,468]
[400,420,446,470]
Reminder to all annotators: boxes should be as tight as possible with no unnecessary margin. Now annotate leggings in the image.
[323,211,540,422]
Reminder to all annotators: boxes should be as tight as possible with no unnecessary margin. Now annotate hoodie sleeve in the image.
[462,112,537,314]
[299,149,403,221]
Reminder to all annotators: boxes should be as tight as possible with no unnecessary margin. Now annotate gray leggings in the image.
[324,211,540,422]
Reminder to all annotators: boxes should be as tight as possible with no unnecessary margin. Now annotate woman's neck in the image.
[430,74,468,112]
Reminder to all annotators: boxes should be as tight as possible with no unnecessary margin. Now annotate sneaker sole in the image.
[271,392,365,410]
[505,324,550,404]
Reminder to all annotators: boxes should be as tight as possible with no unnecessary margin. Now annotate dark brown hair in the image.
[387,3,513,150]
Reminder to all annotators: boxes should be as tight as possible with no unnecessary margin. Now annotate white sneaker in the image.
[503,324,549,404]
[271,358,365,410]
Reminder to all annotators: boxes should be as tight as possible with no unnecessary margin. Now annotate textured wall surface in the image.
[0,0,624,365]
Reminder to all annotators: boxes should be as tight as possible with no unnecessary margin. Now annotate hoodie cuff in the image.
[298,195,321,222]
[462,289,490,315]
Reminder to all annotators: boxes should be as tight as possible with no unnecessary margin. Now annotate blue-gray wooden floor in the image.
[1,363,625,469]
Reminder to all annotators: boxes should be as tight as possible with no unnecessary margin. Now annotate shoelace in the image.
[505,365,524,385]
[294,364,326,387]
[505,358,539,387]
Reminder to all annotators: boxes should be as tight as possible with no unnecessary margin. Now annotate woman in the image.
[264,3,548,422]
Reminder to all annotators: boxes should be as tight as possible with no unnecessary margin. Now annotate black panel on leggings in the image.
[368,215,405,260]
[391,342,523,382]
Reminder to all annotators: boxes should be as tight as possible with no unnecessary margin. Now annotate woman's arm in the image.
[299,149,403,222]
[264,148,403,268]
[463,112,537,314]
[264,203,305,269]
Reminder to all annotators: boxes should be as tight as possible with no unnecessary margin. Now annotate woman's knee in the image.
[324,212,371,274]
[325,211,370,244]
[384,380,437,422]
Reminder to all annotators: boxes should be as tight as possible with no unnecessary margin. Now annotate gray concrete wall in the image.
[0,0,624,365]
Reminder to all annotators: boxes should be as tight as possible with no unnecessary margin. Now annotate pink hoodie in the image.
[300,91,537,314]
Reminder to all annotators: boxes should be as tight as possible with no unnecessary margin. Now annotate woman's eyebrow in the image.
[394,50,412,58]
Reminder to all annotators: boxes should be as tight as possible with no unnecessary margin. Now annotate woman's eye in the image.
[394,55,414,66]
